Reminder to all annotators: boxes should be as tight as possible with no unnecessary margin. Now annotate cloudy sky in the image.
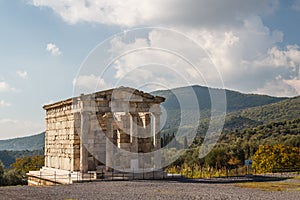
[0,0,300,139]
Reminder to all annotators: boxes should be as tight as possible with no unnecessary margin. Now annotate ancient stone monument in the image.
[27,87,165,185]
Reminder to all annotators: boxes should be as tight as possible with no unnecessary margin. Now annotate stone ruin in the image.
[27,87,165,185]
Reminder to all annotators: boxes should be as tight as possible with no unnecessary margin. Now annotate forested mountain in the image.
[152,85,287,112]
[153,85,297,135]
[0,132,45,151]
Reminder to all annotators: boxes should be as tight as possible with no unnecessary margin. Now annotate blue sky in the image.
[0,0,300,139]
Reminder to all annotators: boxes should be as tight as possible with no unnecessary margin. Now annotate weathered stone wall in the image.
[45,103,80,171]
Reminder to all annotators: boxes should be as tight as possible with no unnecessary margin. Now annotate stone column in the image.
[143,113,151,168]
[118,113,131,169]
[105,113,114,171]
[152,112,161,170]
[130,112,139,171]
[130,113,139,153]
[80,111,89,173]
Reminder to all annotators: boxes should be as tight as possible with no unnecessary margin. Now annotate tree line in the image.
[164,118,300,177]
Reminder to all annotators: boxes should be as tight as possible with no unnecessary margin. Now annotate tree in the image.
[183,136,188,149]
[252,144,300,173]
[3,168,26,186]
[205,147,230,170]
[12,155,44,174]
[0,161,4,185]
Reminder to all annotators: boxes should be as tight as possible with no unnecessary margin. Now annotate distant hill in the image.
[152,85,289,133]
[152,85,287,113]
[0,132,45,151]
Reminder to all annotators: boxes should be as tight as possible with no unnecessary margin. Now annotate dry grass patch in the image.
[236,179,300,191]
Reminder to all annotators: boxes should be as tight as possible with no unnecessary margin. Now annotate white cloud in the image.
[73,75,110,93]
[0,100,11,108]
[29,0,278,27]
[250,45,300,96]
[254,77,298,97]
[0,81,16,92]
[104,16,287,93]
[284,78,300,94]
[256,45,300,68]
[46,43,62,56]
[17,70,28,79]
[30,0,300,97]
[107,30,212,91]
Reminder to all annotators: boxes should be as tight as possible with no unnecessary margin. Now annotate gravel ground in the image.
[0,179,299,200]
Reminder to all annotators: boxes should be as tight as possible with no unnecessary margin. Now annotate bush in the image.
[3,169,26,186]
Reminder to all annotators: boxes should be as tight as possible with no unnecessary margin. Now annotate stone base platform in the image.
[27,167,169,186]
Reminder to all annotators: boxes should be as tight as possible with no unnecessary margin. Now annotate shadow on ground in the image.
[164,175,291,184]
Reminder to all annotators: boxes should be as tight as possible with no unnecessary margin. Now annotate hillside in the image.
[221,96,300,131]
[0,132,45,151]
[237,96,300,123]
[152,85,287,112]
[152,85,294,134]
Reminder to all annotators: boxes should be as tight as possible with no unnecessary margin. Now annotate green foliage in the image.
[252,144,300,173]
[0,149,44,168]
[167,117,300,176]
[12,155,44,174]
[284,135,300,147]
[205,147,230,169]
[3,168,26,186]
[223,115,262,132]
[0,155,44,186]
[221,118,300,157]
[237,96,300,123]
